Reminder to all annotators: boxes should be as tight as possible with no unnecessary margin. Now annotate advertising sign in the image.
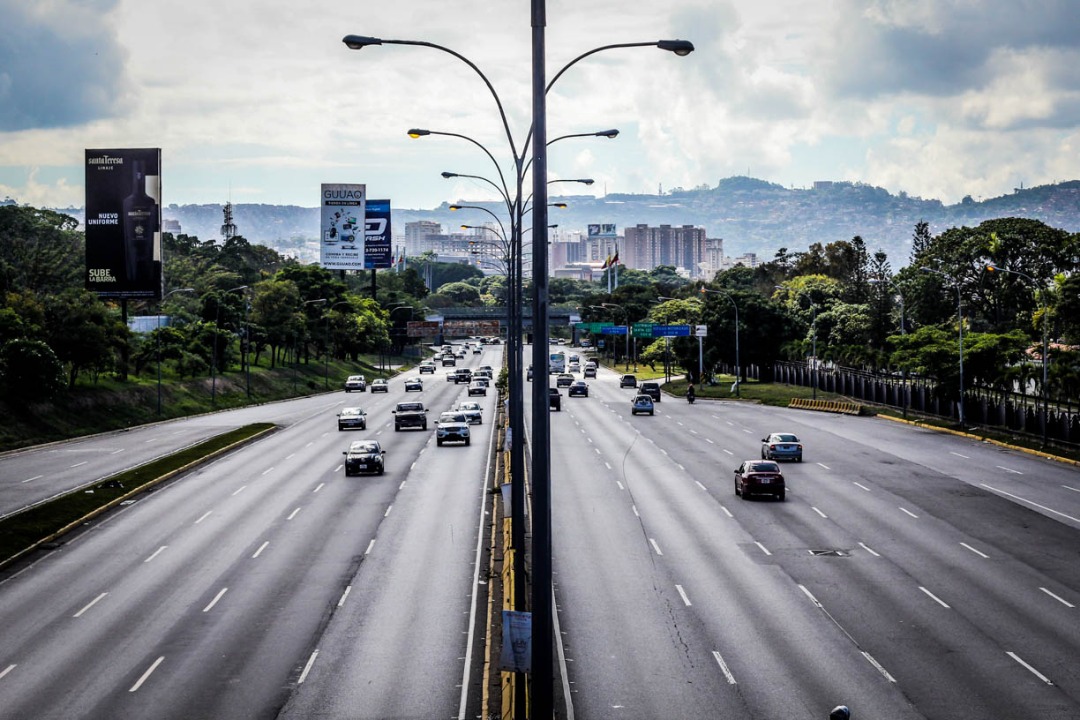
[443,320,501,336]
[407,321,442,337]
[586,223,616,239]
[85,148,162,299]
[320,183,366,270]
[363,198,392,269]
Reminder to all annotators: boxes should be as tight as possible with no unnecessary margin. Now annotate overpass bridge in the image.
[422,306,579,331]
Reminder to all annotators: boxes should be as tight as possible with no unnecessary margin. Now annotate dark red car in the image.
[734,460,786,501]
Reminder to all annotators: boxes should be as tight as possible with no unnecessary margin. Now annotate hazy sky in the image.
[2,0,1079,211]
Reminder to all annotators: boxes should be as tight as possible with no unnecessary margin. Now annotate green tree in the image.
[0,338,66,403]
[41,290,128,388]
[0,206,83,296]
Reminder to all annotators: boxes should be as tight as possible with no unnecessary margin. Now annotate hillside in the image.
[55,178,1080,267]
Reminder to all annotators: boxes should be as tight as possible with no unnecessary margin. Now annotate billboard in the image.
[85,148,162,299]
[587,223,616,239]
[320,183,366,270]
[363,198,392,269]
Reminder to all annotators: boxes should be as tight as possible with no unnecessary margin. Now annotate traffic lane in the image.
[655,404,1080,716]
[560,403,923,719]
[278,411,496,719]
[0,410,415,719]
[547,404,735,719]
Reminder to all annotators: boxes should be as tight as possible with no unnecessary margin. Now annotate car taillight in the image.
[769,444,777,450]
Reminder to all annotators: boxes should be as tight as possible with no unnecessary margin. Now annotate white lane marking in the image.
[862,652,896,682]
[298,650,319,684]
[594,448,601,455]
[690,429,699,435]
[859,542,881,557]
[950,452,970,459]
[695,481,708,491]
[261,466,275,476]
[286,453,295,460]
[110,448,124,455]
[365,539,375,555]
[384,505,393,517]
[649,539,663,556]
[712,651,737,685]
[1039,587,1075,608]
[336,464,344,473]
[1007,652,1053,685]
[73,592,108,618]
[817,463,831,470]
[853,482,871,492]
[587,437,593,444]
[0,664,14,681]
[21,475,42,484]
[960,542,989,558]
[812,507,828,518]
[742,428,752,434]
[755,541,772,556]
[900,507,919,519]
[799,584,821,606]
[252,541,269,559]
[70,461,87,468]
[399,481,407,490]
[722,449,733,456]
[675,585,692,606]
[313,483,325,493]
[305,442,313,448]
[604,462,612,470]
[919,586,951,608]
[129,656,164,692]
[1064,485,1079,493]
[996,466,1023,475]
[720,506,733,518]
[286,507,302,521]
[203,587,228,613]
[337,586,352,607]
[231,486,246,496]
[194,511,212,524]
[706,438,715,444]
[410,462,417,471]
[982,484,1080,524]
[676,421,685,427]
[144,546,167,563]
[677,464,685,471]
[632,505,640,517]
[616,481,625,491]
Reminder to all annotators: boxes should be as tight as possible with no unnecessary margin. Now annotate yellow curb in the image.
[877,414,1080,466]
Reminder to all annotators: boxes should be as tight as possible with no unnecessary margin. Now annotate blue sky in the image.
[2,0,1079,210]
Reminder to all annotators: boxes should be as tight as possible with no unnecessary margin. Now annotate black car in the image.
[403,377,424,392]
[734,460,785,501]
[548,387,562,411]
[527,365,534,381]
[619,374,637,388]
[393,401,428,431]
[639,381,661,402]
[568,380,589,397]
[342,440,385,476]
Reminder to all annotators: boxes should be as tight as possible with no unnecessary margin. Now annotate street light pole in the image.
[986,263,1049,446]
[701,288,740,397]
[157,288,194,415]
[921,267,965,426]
[601,303,629,370]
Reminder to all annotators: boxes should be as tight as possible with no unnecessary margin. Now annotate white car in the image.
[344,375,367,392]
[456,401,483,425]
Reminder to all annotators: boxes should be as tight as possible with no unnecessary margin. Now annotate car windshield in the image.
[459,403,481,411]
[774,434,799,442]
[397,403,423,412]
[750,462,780,473]
[349,442,379,453]
[634,396,651,403]
[439,413,466,423]
[340,408,362,417]
[348,376,363,381]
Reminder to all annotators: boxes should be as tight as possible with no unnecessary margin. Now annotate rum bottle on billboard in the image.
[122,159,157,284]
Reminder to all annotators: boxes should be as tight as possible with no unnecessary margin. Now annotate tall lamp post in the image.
[343,30,694,717]
[600,303,630,370]
[986,263,1050,446]
[700,288,740,396]
[920,266,965,426]
[157,288,195,415]
[211,284,248,405]
[869,277,907,418]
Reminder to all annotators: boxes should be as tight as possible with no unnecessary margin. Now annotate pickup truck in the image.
[393,401,428,431]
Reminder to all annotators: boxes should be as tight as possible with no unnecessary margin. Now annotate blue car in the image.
[761,433,803,462]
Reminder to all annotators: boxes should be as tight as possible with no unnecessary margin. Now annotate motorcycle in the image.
[687,391,696,404]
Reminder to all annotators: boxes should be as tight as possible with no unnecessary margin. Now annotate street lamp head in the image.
[551,202,567,209]
[441,171,458,178]
[596,129,619,138]
[657,39,695,56]
[986,263,999,272]
[342,35,383,50]
[449,205,462,211]
[407,128,430,138]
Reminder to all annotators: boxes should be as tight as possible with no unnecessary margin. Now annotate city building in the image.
[404,220,443,255]
[622,224,708,278]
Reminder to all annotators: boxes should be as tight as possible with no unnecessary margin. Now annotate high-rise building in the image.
[404,220,442,254]
[622,224,708,278]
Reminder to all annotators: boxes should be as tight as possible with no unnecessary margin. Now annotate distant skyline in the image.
[2,1,1079,212]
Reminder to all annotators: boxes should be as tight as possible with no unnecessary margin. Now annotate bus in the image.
[548,351,566,374]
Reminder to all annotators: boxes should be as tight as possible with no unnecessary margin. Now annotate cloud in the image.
[0,0,133,132]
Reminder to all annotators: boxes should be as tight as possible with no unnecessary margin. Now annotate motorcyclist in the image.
[686,384,696,403]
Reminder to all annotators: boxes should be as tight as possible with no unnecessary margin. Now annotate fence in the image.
[773,361,1080,448]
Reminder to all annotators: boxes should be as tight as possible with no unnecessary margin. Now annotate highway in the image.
[542,358,1080,719]
[0,347,501,720]
[2,341,1079,719]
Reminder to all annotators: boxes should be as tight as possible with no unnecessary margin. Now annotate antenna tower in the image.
[221,201,238,240]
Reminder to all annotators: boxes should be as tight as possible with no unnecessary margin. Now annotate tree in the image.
[0,206,83,296]
[42,290,128,388]
[0,338,66,403]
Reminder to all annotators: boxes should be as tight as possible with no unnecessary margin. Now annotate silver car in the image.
[761,433,803,462]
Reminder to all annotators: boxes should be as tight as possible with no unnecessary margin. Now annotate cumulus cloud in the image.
[0,0,133,132]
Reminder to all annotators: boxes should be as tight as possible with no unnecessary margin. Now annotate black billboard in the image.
[85,148,162,299]
[364,198,392,269]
